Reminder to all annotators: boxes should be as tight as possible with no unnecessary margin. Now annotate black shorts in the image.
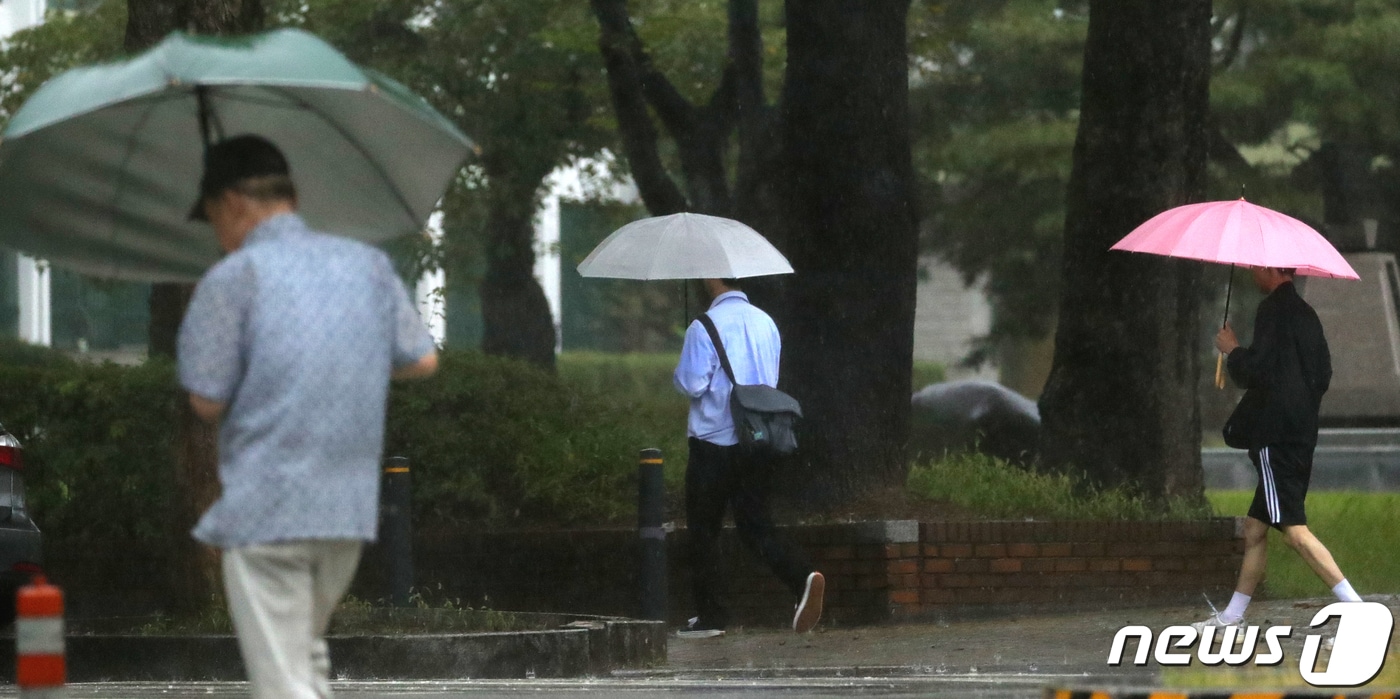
[1248,444,1313,528]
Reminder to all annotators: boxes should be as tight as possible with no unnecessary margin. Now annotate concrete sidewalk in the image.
[656,594,1400,687]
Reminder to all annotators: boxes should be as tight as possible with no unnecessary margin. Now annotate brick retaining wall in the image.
[720,519,1244,626]
[46,518,1244,628]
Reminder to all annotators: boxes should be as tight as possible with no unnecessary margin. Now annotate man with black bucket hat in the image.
[177,135,439,698]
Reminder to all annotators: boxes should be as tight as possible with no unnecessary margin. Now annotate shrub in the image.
[907,451,1212,520]
[0,348,950,546]
[556,352,690,486]
[385,351,650,527]
[0,338,74,369]
[0,359,179,548]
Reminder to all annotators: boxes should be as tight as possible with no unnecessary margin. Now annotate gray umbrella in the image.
[576,213,793,280]
[0,29,473,282]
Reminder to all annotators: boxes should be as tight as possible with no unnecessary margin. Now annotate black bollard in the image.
[382,456,414,607]
[637,448,667,622]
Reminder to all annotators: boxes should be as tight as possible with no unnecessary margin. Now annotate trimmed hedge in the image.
[384,351,651,528]
[0,347,946,548]
[0,350,669,550]
[0,356,179,547]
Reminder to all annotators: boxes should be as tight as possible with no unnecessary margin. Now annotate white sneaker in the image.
[1191,612,1245,633]
[793,571,825,633]
[676,617,725,639]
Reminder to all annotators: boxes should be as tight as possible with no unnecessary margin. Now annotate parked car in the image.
[0,422,42,626]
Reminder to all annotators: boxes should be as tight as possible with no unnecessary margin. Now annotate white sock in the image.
[1332,579,1362,602]
[1221,591,1251,623]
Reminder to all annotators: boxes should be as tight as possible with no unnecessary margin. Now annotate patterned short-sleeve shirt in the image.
[177,213,435,548]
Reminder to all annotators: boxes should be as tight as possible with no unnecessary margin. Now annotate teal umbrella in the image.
[0,29,474,282]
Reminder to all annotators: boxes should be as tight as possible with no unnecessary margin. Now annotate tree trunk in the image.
[126,0,263,617]
[1037,0,1211,502]
[780,0,919,504]
[479,171,558,370]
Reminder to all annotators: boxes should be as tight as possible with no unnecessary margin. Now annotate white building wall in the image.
[15,258,50,345]
[0,0,46,36]
[533,155,640,353]
[3,0,52,346]
[912,256,996,381]
[414,212,446,346]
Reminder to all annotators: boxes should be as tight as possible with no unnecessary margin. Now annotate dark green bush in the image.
[0,348,946,545]
[0,337,75,369]
[386,351,649,527]
[0,350,662,546]
[0,359,179,548]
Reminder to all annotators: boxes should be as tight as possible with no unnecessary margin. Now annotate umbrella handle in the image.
[1215,265,1234,390]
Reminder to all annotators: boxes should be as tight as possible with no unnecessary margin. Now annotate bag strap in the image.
[697,313,738,386]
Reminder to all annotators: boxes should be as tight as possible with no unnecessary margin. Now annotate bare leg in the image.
[1233,516,1270,596]
[1280,524,1346,588]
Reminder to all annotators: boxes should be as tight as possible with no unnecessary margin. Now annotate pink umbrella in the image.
[1111,198,1358,279]
[1111,198,1358,387]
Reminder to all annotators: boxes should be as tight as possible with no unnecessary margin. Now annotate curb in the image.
[1045,689,1398,698]
[0,616,665,681]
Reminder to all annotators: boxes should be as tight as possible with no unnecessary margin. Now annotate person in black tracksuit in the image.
[1194,266,1362,631]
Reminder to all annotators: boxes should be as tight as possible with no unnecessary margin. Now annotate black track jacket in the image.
[1224,281,1332,449]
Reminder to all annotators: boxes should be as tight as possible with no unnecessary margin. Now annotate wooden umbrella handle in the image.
[1215,352,1226,389]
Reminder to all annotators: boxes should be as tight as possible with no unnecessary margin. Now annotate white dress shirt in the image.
[673,291,782,446]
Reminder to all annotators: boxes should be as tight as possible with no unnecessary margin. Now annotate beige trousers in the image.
[222,540,363,699]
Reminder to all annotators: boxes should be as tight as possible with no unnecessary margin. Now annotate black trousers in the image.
[686,437,813,629]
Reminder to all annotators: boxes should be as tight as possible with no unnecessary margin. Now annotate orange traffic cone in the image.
[16,575,65,698]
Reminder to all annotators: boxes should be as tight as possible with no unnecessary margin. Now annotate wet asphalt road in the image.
[0,674,1088,698]
[9,597,1396,697]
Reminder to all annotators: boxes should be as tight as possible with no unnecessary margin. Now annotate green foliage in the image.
[1212,0,1400,147]
[0,351,665,549]
[912,0,1087,359]
[909,360,947,391]
[556,351,947,488]
[0,338,74,369]
[132,595,232,635]
[0,360,180,548]
[120,588,531,634]
[555,351,689,487]
[272,0,618,282]
[1208,490,1400,597]
[0,0,127,129]
[385,350,656,527]
[907,452,1212,521]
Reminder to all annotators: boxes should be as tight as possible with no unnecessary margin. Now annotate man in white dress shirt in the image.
[673,278,824,638]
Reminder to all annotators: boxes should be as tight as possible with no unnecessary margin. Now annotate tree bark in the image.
[590,0,692,215]
[127,0,263,617]
[780,0,919,504]
[1037,0,1211,502]
[590,0,781,221]
[479,161,559,370]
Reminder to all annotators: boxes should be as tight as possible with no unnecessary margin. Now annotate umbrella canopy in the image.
[1111,198,1359,280]
[0,29,473,282]
[576,213,793,280]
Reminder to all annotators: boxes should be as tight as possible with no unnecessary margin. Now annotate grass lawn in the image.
[1163,647,1400,690]
[1207,491,1400,598]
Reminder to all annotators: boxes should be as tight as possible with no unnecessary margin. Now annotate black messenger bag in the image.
[697,313,802,455]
